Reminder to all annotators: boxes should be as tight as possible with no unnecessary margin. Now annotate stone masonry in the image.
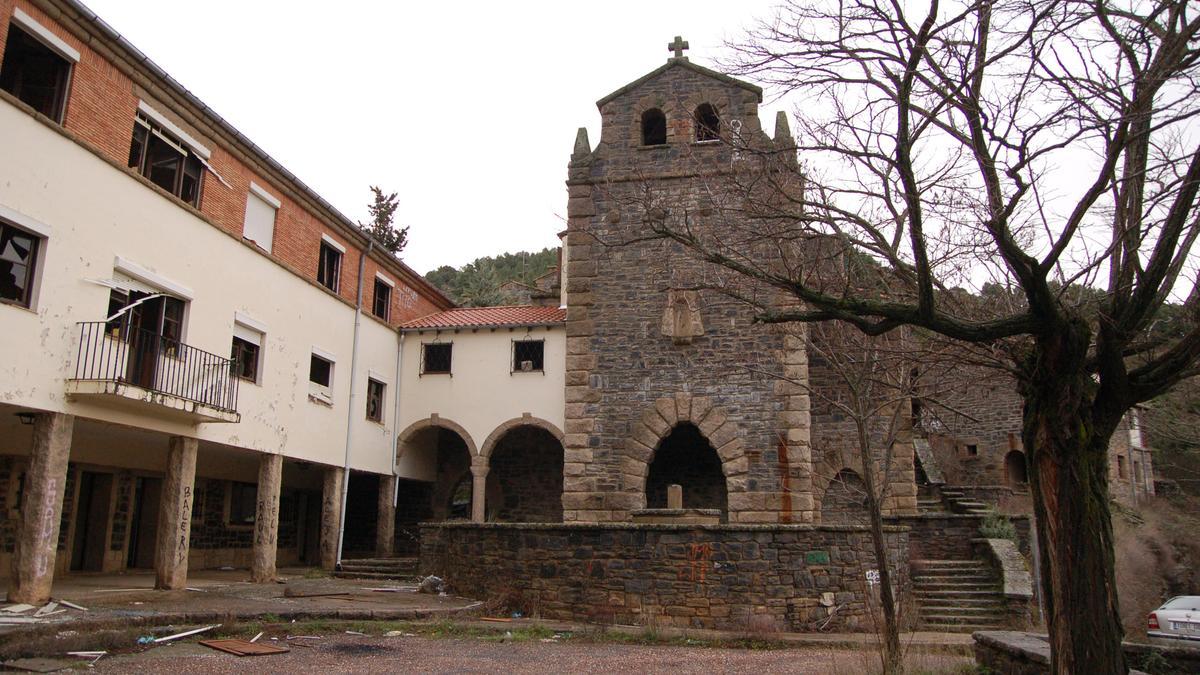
[563,54,817,524]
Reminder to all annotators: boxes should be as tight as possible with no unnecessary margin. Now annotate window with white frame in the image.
[366,378,385,423]
[242,182,279,252]
[317,237,343,292]
[0,219,42,308]
[309,349,335,404]
[128,108,205,206]
[230,317,264,383]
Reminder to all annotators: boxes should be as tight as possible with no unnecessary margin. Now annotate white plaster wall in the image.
[396,326,565,474]
[0,101,400,475]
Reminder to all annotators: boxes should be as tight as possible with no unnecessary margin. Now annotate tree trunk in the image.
[1022,325,1127,674]
[856,421,902,675]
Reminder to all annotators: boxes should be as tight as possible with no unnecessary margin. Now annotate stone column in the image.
[251,453,283,583]
[320,466,344,570]
[376,474,396,558]
[8,413,73,604]
[155,436,197,590]
[470,463,488,523]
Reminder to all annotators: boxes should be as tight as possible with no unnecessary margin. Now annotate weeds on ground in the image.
[978,511,1017,541]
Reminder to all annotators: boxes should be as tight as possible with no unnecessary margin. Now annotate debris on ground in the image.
[33,603,57,617]
[152,624,220,644]
[199,639,289,656]
[66,651,105,666]
[56,600,87,612]
[250,631,264,643]
[2,604,35,614]
[417,575,444,594]
[344,630,365,636]
[0,656,76,672]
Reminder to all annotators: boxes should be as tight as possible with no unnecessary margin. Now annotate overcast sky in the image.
[82,0,787,274]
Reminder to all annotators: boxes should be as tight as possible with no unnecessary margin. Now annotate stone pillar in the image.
[470,463,488,523]
[320,466,344,570]
[667,484,683,509]
[155,436,198,590]
[251,453,283,583]
[8,413,73,604]
[376,474,396,558]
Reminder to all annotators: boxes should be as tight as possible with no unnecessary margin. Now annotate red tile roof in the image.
[401,305,566,330]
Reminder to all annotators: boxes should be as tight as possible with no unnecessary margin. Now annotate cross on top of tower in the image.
[668,35,689,59]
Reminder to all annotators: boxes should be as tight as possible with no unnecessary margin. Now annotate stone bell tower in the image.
[560,37,816,524]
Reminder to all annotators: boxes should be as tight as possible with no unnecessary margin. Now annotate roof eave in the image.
[400,321,567,333]
[596,58,763,108]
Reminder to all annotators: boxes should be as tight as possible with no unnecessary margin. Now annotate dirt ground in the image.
[90,633,975,674]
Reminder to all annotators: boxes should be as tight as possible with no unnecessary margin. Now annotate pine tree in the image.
[358,186,409,254]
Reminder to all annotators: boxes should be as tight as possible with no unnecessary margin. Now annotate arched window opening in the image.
[821,468,869,525]
[448,475,472,520]
[694,103,720,142]
[485,426,564,523]
[642,108,667,145]
[646,423,727,518]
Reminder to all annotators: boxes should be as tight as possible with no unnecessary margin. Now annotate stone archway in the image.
[623,394,748,513]
[478,414,564,462]
[646,423,728,517]
[394,415,477,522]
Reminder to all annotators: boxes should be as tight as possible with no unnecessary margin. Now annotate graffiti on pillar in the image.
[255,496,278,546]
[177,486,192,566]
[33,477,58,578]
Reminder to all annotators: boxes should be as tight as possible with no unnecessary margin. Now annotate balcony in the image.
[67,321,240,423]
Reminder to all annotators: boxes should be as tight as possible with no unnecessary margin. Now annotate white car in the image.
[1148,596,1200,647]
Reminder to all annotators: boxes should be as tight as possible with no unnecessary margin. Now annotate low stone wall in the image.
[420,522,910,632]
[974,631,1200,674]
[974,538,1035,628]
[889,513,1032,559]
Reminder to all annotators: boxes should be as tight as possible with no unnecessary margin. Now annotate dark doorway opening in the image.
[126,476,162,569]
[295,491,322,565]
[646,423,728,518]
[1005,450,1029,486]
[70,471,113,572]
[342,472,379,558]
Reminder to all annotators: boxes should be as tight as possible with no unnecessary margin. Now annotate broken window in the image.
[421,342,452,375]
[694,103,720,141]
[0,22,72,123]
[230,336,260,383]
[366,378,385,422]
[512,339,544,372]
[104,288,184,345]
[127,112,204,207]
[642,108,666,145]
[0,221,40,307]
[228,481,257,525]
[372,278,391,321]
[317,240,342,292]
[964,443,979,457]
[309,353,333,388]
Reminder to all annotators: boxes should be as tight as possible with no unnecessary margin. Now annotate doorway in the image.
[295,491,322,565]
[126,476,162,569]
[108,289,184,390]
[70,471,114,572]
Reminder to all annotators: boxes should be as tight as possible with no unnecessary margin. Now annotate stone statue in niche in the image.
[661,290,704,345]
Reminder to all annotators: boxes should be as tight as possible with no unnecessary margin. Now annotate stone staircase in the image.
[333,556,419,580]
[938,487,992,515]
[912,558,1007,632]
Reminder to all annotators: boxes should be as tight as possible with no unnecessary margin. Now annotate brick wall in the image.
[421,522,911,632]
[0,0,447,324]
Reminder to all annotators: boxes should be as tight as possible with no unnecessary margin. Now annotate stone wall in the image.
[563,61,815,524]
[420,522,910,632]
[889,513,1033,560]
[393,478,433,556]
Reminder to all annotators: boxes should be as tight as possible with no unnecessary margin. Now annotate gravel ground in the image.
[91,634,972,674]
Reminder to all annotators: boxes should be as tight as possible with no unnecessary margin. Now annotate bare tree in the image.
[634,2,1200,672]
[797,321,923,674]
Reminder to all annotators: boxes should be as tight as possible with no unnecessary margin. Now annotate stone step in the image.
[919,620,1007,633]
[916,586,1003,595]
[331,570,420,580]
[914,582,1001,592]
[913,575,995,584]
[919,604,1004,614]
[921,614,1006,624]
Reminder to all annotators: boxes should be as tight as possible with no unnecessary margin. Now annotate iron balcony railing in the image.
[72,321,240,414]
